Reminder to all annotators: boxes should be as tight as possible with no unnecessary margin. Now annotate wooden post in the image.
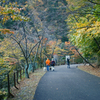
[7,73,14,98]
[16,71,19,84]
[23,68,24,76]
[14,72,18,89]
[20,69,22,79]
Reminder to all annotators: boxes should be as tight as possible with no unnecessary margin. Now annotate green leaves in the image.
[93,5,100,21]
[67,9,100,58]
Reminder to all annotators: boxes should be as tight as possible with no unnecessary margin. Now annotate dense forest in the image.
[0,0,100,99]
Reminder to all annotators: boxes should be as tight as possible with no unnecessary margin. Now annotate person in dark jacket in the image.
[50,58,55,71]
[67,58,70,68]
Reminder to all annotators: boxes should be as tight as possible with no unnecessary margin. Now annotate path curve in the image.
[33,64,100,100]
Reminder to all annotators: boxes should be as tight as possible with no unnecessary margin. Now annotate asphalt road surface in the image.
[33,64,100,100]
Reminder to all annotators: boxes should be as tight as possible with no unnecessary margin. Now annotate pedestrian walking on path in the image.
[67,58,70,68]
[66,55,70,68]
[45,58,50,71]
[50,58,55,71]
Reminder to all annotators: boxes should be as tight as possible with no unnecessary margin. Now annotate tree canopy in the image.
[1,0,100,99]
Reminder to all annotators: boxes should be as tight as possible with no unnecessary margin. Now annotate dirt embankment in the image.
[78,65,100,77]
[8,68,46,100]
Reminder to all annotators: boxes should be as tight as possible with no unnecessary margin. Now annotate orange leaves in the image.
[42,38,48,45]
[5,57,17,65]
[0,29,14,34]
[44,38,47,41]
[49,41,56,45]
[65,41,70,45]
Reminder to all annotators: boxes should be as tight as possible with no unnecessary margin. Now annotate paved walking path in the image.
[33,64,100,100]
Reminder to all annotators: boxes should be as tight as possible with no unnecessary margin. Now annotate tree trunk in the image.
[97,55,100,67]
[32,43,41,72]
[39,37,43,68]
[25,61,29,78]
[74,47,95,68]
[25,67,29,78]
[50,40,57,60]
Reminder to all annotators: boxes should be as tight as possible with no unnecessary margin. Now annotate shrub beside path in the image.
[8,68,46,100]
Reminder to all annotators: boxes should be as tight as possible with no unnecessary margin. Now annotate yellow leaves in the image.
[76,28,86,33]
[15,2,17,5]
[11,14,30,21]
[57,39,61,44]
[3,0,5,3]
[0,2,29,24]
[87,33,91,37]
[85,22,100,36]
[2,16,10,23]
[94,32,99,36]
[93,21,96,24]
[37,29,42,32]
[0,6,20,23]
[0,58,4,65]
[0,6,20,15]
[76,22,87,28]
[38,0,43,4]
[0,38,21,55]
[3,77,7,82]
[69,13,100,41]
[85,28,94,33]
[66,0,85,11]
[11,15,16,20]
[25,4,28,8]
[9,2,12,5]
[95,21,100,27]
[0,90,7,95]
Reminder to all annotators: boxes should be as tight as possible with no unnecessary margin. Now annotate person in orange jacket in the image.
[46,58,50,71]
